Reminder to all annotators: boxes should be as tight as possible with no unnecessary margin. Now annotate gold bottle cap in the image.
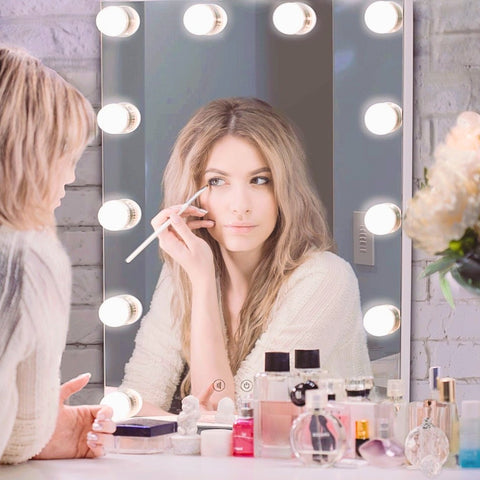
[355,419,369,439]
[437,377,456,403]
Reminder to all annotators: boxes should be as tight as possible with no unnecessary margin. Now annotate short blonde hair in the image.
[0,46,95,229]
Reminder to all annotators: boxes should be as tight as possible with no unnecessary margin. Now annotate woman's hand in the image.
[152,205,215,282]
[33,373,116,460]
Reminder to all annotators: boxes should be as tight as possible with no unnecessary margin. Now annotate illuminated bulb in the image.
[99,295,143,327]
[364,102,402,135]
[364,203,402,235]
[95,6,140,37]
[364,1,403,34]
[98,199,141,231]
[363,305,401,337]
[183,4,227,36]
[272,2,317,35]
[100,389,143,422]
[97,103,141,135]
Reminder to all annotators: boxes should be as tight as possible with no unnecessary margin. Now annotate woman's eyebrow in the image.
[204,167,271,176]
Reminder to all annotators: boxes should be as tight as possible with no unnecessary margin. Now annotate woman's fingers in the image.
[151,205,207,230]
[86,432,115,457]
[187,219,215,230]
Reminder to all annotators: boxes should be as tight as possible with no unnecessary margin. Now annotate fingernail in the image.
[87,432,98,442]
[171,214,181,224]
[77,372,91,380]
[96,412,106,421]
[197,208,208,214]
[206,220,215,226]
[92,421,102,431]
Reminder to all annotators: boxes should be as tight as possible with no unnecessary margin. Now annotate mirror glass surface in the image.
[101,0,412,396]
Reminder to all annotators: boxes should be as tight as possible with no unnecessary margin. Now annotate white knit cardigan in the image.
[122,250,372,410]
[0,226,71,464]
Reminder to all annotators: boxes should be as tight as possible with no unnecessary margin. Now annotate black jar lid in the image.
[265,351,290,372]
[294,349,320,369]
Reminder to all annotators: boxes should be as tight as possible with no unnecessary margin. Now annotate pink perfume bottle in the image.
[232,401,254,457]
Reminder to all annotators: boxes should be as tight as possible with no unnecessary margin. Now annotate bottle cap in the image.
[387,379,404,398]
[294,349,320,369]
[305,388,328,410]
[437,377,456,403]
[239,400,253,418]
[429,366,441,391]
[461,400,480,419]
[355,419,369,439]
[345,377,367,397]
[264,351,290,372]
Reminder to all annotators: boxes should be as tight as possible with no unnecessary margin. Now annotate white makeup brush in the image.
[125,185,208,263]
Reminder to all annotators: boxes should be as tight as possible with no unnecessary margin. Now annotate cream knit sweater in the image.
[0,226,71,464]
[122,251,372,410]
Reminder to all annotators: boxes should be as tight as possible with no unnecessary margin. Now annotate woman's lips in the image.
[224,224,257,233]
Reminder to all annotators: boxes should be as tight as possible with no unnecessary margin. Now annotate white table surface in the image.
[0,454,478,480]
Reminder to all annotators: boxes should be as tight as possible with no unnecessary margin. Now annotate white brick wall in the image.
[2,0,480,407]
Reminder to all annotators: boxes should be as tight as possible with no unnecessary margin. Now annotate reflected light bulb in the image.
[364,203,402,235]
[364,1,403,34]
[99,295,143,327]
[272,2,317,35]
[364,102,402,135]
[100,389,143,422]
[97,103,141,135]
[98,199,142,231]
[363,305,401,337]
[95,6,140,37]
[183,4,227,36]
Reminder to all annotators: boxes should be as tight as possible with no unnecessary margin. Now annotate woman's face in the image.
[200,135,278,258]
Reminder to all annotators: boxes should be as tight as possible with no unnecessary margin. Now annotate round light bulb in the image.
[99,295,143,327]
[100,389,143,422]
[95,6,140,38]
[272,2,317,35]
[364,1,403,34]
[97,103,141,135]
[364,203,402,235]
[183,4,227,36]
[363,305,401,337]
[98,199,142,231]
[364,102,402,135]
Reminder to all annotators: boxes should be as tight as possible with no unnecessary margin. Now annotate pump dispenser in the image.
[383,379,408,445]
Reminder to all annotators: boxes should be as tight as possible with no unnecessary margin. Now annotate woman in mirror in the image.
[0,46,115,463]
[121,97,371,414]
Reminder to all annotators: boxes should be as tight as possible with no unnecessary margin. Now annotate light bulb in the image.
[100,389,143,422]
[363,305,401,336]
[272,2,317,35]
[364,102,402,135]
[364,1,403,34]
[98,199,142,231]
[97,103,141,135]
[183,4,227,36]
[99,295,143,327]
[95,6,140,38]
[364,203,401,235]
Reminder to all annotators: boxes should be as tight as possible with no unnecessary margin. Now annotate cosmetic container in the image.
[355,420,370,457]
[253,351,301,458]
[437,377,460,467]
[382,379,408,445]
[404,400,449,477]
[200,429,232,457]
[459,400,480,468]
[358,403,405,467]
[107,418,177,454]
[232,400,254,457]
[290,389,346,466]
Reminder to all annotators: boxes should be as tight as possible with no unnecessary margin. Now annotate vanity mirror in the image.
[99,0,412,398]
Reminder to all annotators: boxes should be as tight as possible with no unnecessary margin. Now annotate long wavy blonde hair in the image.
[162,97,333,395]
[0,46,95,230]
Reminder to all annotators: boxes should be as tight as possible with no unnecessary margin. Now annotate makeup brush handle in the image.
[125,220,172,263]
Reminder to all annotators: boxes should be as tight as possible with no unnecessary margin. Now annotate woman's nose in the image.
[229,185,252,215]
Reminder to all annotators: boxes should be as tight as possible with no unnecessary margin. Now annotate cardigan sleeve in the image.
[121,264,184,410]
[234,251,372,397]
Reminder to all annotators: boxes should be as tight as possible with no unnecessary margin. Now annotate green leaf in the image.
[439,272,455,308]
[422,256,458,277]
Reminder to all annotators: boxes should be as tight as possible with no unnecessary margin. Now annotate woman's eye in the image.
[207,177,225,187]
[251,176,270,185]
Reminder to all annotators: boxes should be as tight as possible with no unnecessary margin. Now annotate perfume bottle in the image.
[437,377,459,467]
[459,400,480,468]
[253,351,301,458]
[382,379,408,445]
[290,389,346,466]
[355,420,370,457]
[232,400,254,457]
[404,400,449,477]
[409,366,441,431]
[358,403,405,467]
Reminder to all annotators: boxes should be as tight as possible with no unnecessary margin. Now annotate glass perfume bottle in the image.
[437,377,459,467]
[355,420,370,457]
[409,366,441,431]
[459,400,480,468]
[232,400,254,457]
[404,400,449,477]
[290,389,346,466]
[382,379,408,445]
[253,351,301,458]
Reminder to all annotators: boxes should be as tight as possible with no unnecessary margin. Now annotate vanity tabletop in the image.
[0,455,478,480]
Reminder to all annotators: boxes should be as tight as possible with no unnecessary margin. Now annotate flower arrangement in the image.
[403,111,480,306]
